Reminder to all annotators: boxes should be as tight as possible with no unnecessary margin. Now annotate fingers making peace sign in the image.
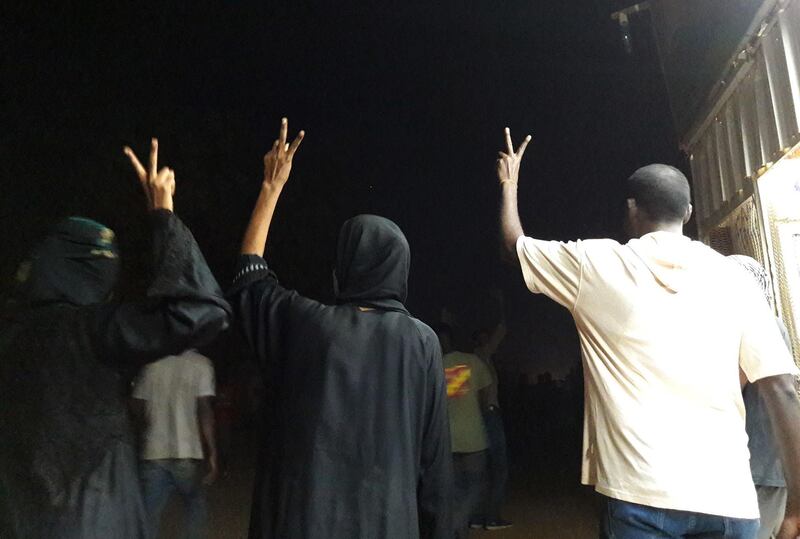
[123,138,176,212]
[263,117,305,191]
[496,127,532,186]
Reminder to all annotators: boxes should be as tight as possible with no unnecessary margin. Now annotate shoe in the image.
[484,519,513,531]
[469,520,485,529]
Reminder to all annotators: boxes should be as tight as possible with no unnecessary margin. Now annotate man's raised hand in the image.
[496,127,531,186]
[263,117,304,192]
[123,138,176,212]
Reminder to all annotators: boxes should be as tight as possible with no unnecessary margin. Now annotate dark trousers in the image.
[453,451,487,539]
[601,496,759,539]
[472,406,509,521]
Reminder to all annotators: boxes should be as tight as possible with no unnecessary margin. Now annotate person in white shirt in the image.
[495,127,800,539]
[132,349,218,539]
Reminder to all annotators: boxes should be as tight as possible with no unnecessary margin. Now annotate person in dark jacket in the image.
[228,118,453,539]
[0,139,230,539]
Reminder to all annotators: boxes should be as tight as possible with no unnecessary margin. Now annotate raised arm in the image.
[241,117,304,257]
[91,140,230,365]
[496,129,584,309]
[227,118,315,365]
[497,128,531,257]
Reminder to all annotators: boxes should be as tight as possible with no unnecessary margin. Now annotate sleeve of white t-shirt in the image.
[516,236,584,310]
[131,364,153,400]
[195,356,216,398]
[739,286,799,382]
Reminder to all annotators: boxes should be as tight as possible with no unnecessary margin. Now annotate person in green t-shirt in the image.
[437,324,491,539]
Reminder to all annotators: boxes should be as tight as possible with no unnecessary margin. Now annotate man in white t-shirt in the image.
[132,349,218,539]
[495,128,800,538]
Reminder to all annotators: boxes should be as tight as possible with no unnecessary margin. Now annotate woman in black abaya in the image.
[0,140,230,539]
[228,120,453,539]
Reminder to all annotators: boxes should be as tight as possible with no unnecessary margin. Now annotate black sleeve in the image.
[417,336,454,539]
[226,254,320,366]
[92,210,231,365]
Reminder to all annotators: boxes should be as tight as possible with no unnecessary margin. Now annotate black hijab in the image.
[20,217,120,306]
[334,215,410,314]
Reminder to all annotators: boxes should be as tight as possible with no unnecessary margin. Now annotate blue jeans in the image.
[472,406,509,521]
[141,459,208,539]
[601,497,760,539]
[453,451,487,539]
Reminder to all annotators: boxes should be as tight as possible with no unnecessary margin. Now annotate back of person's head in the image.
[627,164,691,224]
[19,217,120,306]
[334,215,410,306]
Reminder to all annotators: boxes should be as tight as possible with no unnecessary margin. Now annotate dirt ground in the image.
[157,432,600,539]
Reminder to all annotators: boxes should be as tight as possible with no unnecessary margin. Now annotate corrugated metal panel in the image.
[780,0,800,129]
[763,14,799,151]
[686,0,800,234]
[753,51,781,166]
[737,71,762,178]
[724,102,747,194]
[690,149,711,223]
[677,0,800,363]
[706,129,724,214]
[648,0,773,135]
[714,116,735,201]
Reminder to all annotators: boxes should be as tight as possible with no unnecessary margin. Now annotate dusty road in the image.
[157,439,599,538]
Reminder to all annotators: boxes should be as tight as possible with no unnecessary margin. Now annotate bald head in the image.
[627,164,691,224]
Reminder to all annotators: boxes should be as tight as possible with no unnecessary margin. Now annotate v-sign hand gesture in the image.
[496,127,532,186]
[123,138,176,212]
[263,117,305,192]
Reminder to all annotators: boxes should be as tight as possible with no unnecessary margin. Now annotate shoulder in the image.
[580,238,625,257]
[409,316,438,343]
[184,349,211,362]
[182,350,214,371]
[687,239,730,264]
[406,317,442,370]
[445,351,480,365]
[519,236,621,259]
[582,238,623,249]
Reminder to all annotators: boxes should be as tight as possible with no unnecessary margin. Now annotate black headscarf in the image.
[334,215,410,314]
[20,217,120,306]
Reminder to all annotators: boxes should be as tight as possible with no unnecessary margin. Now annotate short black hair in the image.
[627,164,691,223]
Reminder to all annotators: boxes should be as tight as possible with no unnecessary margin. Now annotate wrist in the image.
[499,179,518,187]
[151,195,174,212]
[260,183,284,198]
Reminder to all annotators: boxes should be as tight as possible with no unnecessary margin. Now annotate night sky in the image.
[2,1,682,377]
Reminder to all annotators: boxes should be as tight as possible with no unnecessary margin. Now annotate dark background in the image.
[2,1,682,377]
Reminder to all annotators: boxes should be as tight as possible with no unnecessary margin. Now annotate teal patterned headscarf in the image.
[19,217,120,306]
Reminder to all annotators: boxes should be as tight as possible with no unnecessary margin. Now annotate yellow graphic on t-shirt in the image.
[445,364,472,398]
